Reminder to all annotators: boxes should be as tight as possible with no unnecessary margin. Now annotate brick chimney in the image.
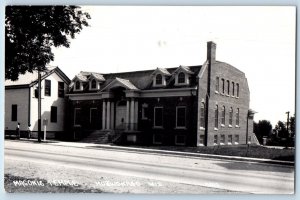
[207,41,216,62]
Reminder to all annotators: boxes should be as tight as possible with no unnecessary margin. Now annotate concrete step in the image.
[81,130,112,144]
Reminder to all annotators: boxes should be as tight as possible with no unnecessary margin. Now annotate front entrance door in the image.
[115,101,126,130]
[90,108,98,129]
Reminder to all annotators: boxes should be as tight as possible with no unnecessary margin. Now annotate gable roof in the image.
[151,68,171,76]
[5,66,70,89]
[172,65,194,75]
[101,77,139,91]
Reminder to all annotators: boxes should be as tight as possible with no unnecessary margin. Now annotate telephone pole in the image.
[38,69,42,142]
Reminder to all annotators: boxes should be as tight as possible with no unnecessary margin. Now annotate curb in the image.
[7,139,295,166]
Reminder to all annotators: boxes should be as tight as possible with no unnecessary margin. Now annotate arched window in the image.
[91,79,96,89]
[215,77,219,92]
[200,102,205,128]
[221,106,225,125]
[229,107,233,126]
[227,80,230,95]
[236,108,239,126]
[236,83,239,97]
[214,105,218,128]
[178,72,185,84]
[75,81,80,90]
[232,82,235,96]
[221,79,225,94]
[156,74,162,85]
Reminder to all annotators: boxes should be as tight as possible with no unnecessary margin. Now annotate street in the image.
[4,140,294,194]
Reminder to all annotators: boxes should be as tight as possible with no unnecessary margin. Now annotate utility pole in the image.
[38,69,42,142]
[286,111,290,137]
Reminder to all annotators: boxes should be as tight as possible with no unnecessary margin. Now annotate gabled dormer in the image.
[88,73,105,91]
[151,68,171,87]
[173,65,194,86]
[72,74,88,92]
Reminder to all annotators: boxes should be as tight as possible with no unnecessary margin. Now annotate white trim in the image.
[175,106,186,129]
[153,106,163,128]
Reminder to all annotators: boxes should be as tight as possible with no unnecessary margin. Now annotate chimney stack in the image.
[207,41,216,62]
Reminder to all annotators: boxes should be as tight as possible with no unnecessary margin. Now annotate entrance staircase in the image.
[80,129,124,144]
[81,130,112,144]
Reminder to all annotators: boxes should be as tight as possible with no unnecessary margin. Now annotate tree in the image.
[289,114,295,138]
[254,120,272,143]
[5,6,91,81]
[273,121,288,138]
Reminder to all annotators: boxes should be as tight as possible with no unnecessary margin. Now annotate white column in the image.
[106,100,111,130]
[134,100,138,130]
[110,102,115,129]
[130,98,135,130]
[102,100,106,130]
[126,99,130,130]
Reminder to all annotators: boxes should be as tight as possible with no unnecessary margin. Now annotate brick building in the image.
[66,41,255,146]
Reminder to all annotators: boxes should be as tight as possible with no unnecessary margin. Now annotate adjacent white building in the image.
[5,67,70,138]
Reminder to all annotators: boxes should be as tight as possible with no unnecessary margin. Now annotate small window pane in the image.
[156,74,162,85]
[178,72,185,84]
[58,82,64,98]
[45,79,51,96]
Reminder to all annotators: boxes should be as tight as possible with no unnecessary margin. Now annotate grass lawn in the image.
[129,144,295,162]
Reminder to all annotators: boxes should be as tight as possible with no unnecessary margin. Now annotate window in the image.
[229,107,233,126]
[51,106,57,123]
[178,72,185,84]
[45,79,51,96]
[154,107,163,128]
[74,108,81,125]
[221,79,225,94]
[156,74,162,85]
[176,106,186,128]
[91,79,97,89]
[11,104,17,121]
[234,135,239,144]
[75,81,81,90]
[228,135,233,144]
[34,87,39,98]
[200,102,205,128]
[214,135,218,145]
[58,82,64,98]
[221,106,225,126]
[215,77,219,92]
[227,80,230,95]
[236,83,239,97]
[236,108,240,127]
[232,82,235,96]
[220,135,225,145]
[214,105,218,129]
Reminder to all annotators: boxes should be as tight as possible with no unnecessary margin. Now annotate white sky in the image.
[50,6,296,127]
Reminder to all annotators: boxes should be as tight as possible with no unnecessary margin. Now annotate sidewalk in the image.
[7,138,295,166]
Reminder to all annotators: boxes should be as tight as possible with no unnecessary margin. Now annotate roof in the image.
[151,68,171,76]
[101,77,138,91]
[69,65,202,93]
[5,66,70,88]
[173,65,194,75]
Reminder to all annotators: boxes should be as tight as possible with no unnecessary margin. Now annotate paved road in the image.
[4,140,294,194]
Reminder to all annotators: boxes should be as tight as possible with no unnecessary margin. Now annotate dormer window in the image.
[75,81,81,90]
[91,79,96,89]
[151,68,171,87]
[178,72,185,84]
[156,74,162,85]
